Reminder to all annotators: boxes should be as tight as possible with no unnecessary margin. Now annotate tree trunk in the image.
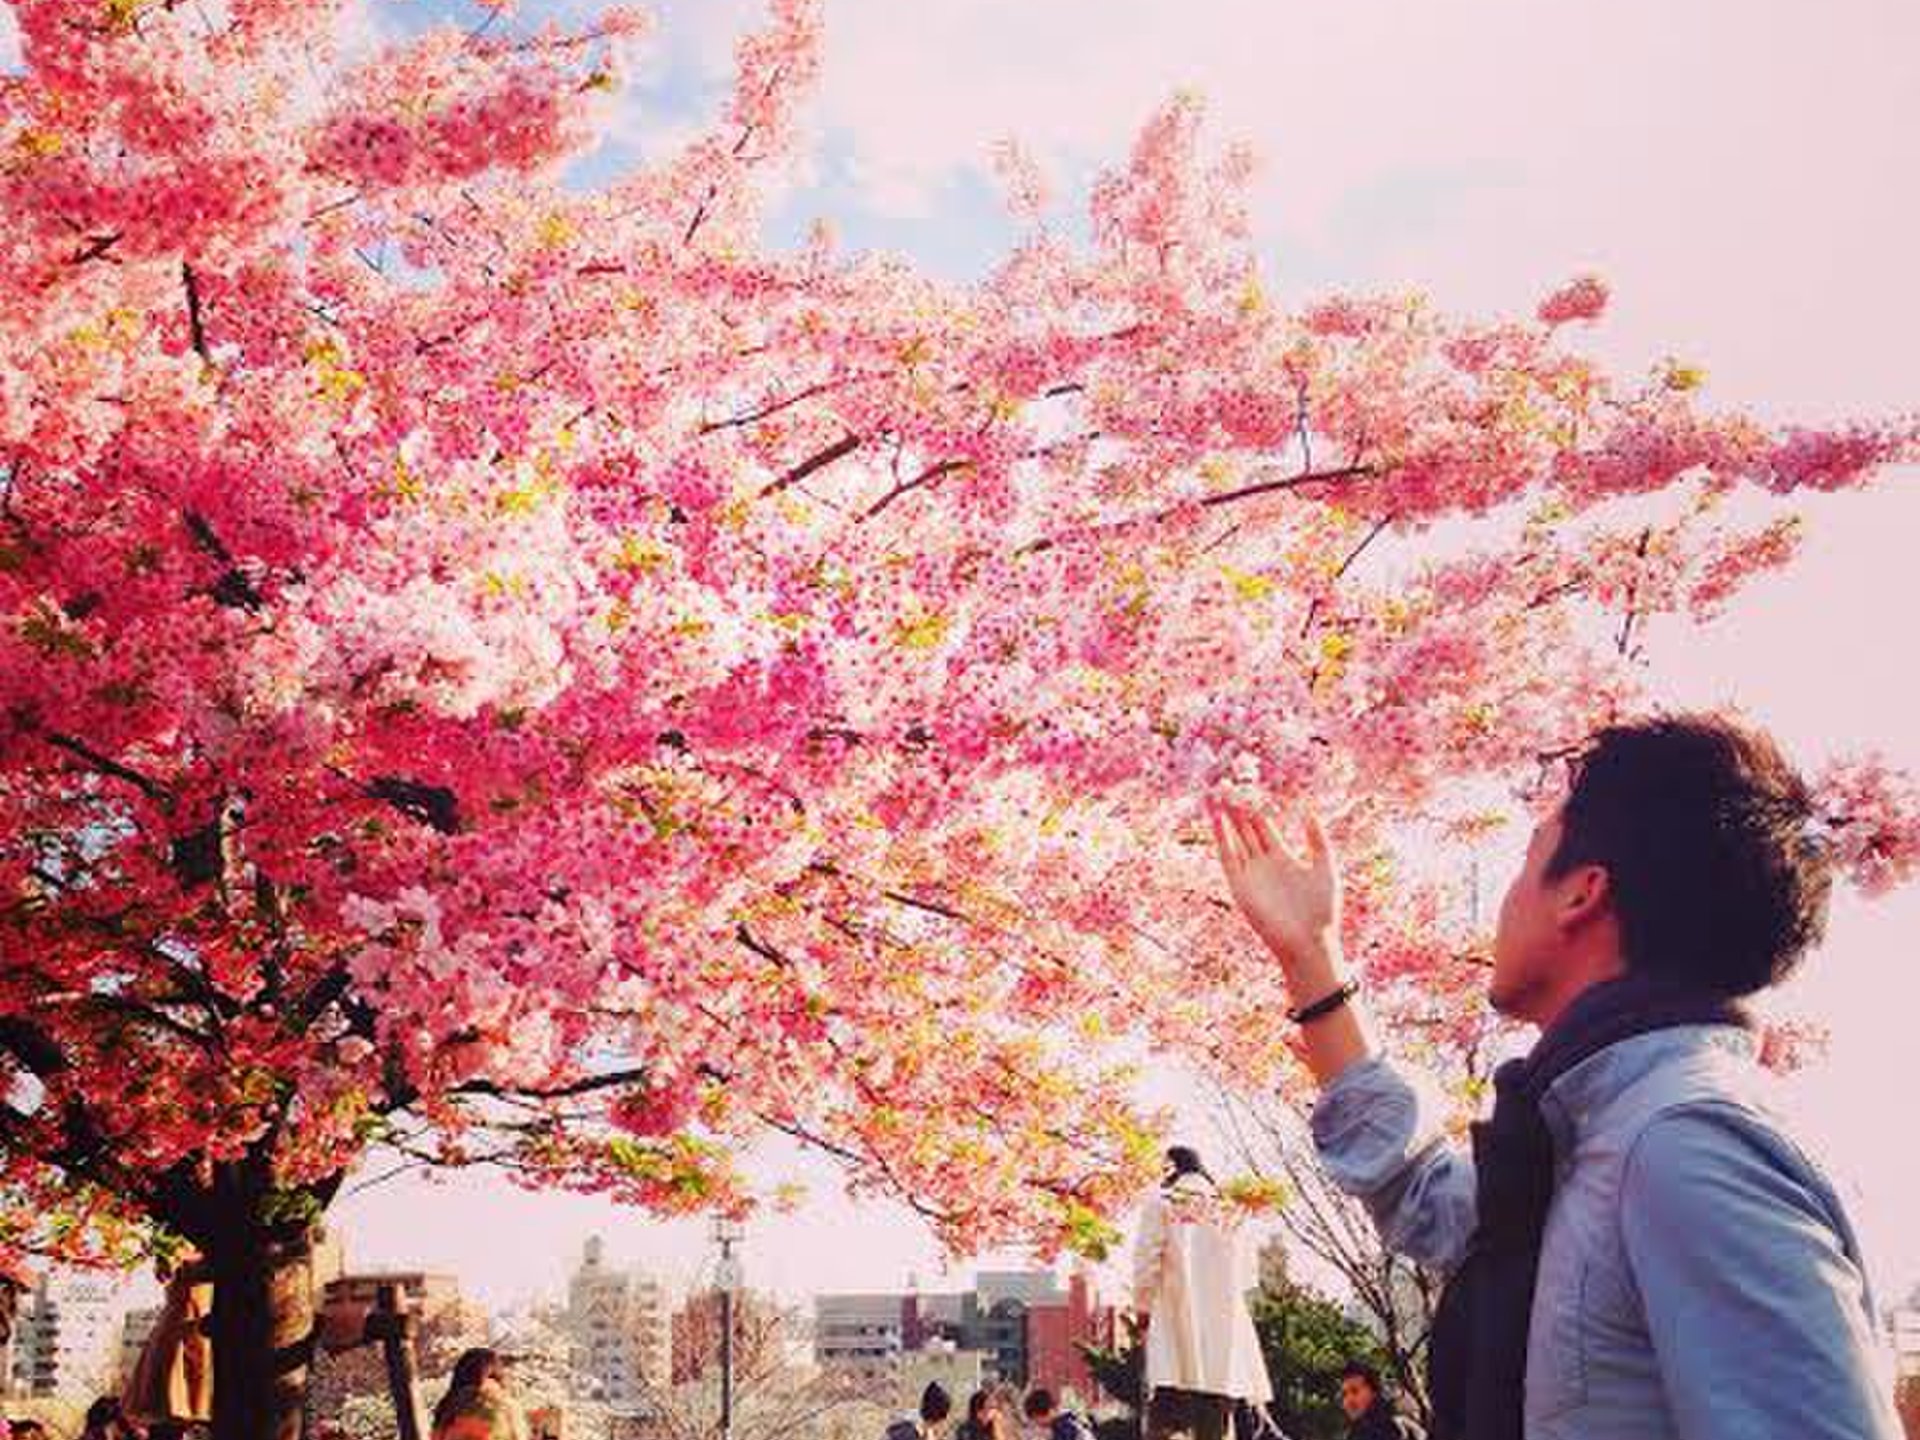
[204,1208,318,1440]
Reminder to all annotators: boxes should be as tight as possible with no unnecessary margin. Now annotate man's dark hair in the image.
[1339,1359,1382,1392]
[1547,715,1831,997]
[922,1382,954,1423]
[1023,1388,1057,1420]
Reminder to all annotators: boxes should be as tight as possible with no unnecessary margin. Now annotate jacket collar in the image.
[1538,1023,1756,1156]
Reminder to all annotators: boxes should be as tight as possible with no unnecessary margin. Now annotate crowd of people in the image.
[889,1382,1097,1440]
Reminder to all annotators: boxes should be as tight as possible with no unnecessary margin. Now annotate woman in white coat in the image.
[1132,1146,1273,1440]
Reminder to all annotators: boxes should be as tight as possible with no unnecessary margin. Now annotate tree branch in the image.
[758,432,863,499]
[1198,461,1378,510]
[861,457,974,521]
[184,510,264,611]
[447,1066,652,1103]
[700,375,867,435]
[182,262,211,365]
[40,730,173,806]
[365,776,461,834]
[1022,462,1381,556]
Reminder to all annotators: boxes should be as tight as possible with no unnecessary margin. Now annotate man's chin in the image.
[1487,970,1538,1023]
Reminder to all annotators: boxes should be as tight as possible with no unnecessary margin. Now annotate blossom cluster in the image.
[0,0,1912,1261]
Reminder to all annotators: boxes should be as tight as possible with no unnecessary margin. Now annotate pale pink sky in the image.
[322,0,1919,1311]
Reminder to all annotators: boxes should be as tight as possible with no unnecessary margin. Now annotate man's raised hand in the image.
[1206,797,1342,973]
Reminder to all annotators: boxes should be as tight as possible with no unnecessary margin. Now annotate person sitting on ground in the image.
[1022,1388,1094,1440]
[432,1347,530,1440]
[83,1396,142,1440]
[889,1382,955,1440]
[956,1389,1014,1440]
[1337,1363,1421,1440]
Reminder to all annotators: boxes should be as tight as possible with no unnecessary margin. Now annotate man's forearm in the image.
[1277,940,1376,1087]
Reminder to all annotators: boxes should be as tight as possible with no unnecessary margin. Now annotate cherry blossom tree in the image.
[3,1,1917,1435]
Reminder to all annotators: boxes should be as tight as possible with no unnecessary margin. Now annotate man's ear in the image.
[1555,861,1612,931]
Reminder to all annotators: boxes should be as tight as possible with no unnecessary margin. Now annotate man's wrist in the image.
[1276,939,1346,997]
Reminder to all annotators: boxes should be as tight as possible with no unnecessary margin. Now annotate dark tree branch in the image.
[447,1066,652,1103]
[182,262,211,365]
[365,777,461,834]
[184,511,264,611]
[1022,462,1381,556]
[701,375,866,435]
[861,458,974,521]
[1198,462,1378,510]
[40,730,173,806]
[758,432,864,499]
[68,232,122,265]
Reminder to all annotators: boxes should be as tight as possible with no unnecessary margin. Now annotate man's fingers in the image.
[1303,812,1332,867]
[1254,809,1297,864]
[1227,801,1268,858]
[1208,801,1245,868]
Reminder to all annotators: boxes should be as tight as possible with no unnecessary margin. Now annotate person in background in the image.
[122,1249,212,1437]
[1022,1387,1094,1440]
[889,1382,955,1440]
[1232,1397,1292,1440]
[956,1389,1016,1440]
[432,1347,530,1440]
[1337,1363,1422,1440]
[1133,1145,1273,1440]
[83,1396,143,1440]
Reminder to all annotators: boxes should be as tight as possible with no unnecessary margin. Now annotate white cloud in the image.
[1,3,23,74]
[809,0,1920,416]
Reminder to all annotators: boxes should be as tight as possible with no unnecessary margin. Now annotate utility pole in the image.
[713,1216,745,1440]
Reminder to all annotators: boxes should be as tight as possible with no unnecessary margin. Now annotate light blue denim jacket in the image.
[1311,1025,1902,1439]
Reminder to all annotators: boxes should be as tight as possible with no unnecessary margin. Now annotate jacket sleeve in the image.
[1308,1056,1478,1274]
[1620,1108,1902,1440]
[1132,1194,1167,1315]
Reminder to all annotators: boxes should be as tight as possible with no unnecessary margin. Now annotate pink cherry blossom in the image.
[0,14,1910,1420]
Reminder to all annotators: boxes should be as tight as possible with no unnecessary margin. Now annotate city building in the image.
[564,1236,671,1411]
[1026,1272,1115,1404]
[966,1295,1030,1389]
[814,1292,908,1389]
[976,1272,1063,1309]
[116,1305,163,1392]
[932,1273,1062,1388]
[9,1271,122,1399]
[832,1270,1098,1394]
